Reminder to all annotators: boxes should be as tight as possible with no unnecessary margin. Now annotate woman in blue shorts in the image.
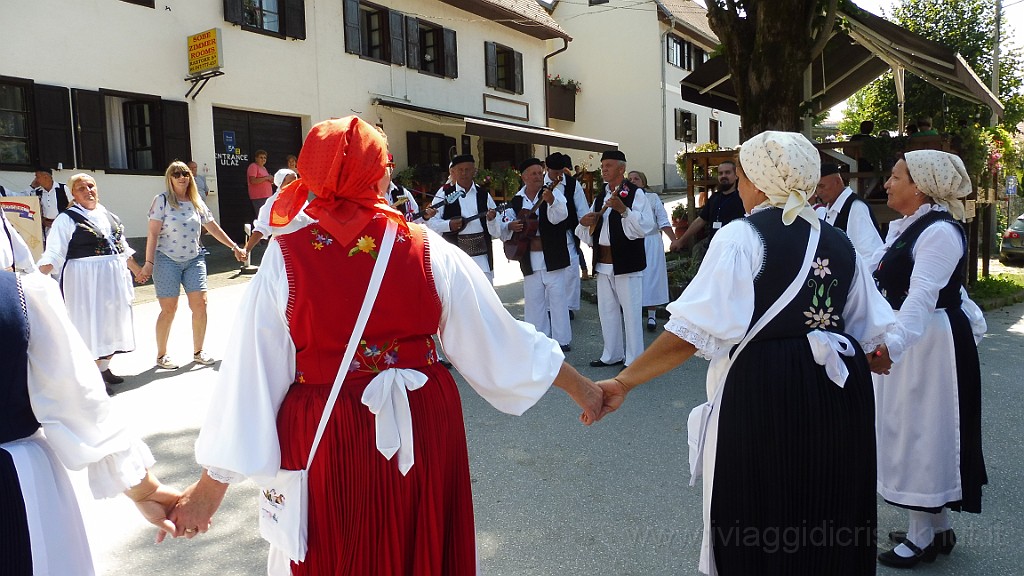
[137,161,245,369]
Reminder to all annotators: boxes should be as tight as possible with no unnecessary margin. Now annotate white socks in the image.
[894,510,943,557]
[97,358,111,372]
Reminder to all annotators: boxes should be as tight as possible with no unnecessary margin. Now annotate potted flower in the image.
[547,74,581,122]
[671,202,689,238]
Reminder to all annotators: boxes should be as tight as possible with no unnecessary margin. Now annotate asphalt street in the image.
[70,237,1024,576]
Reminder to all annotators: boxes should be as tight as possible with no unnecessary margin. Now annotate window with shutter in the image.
[389,11,405,66]
[224,0,244,25]
[283,0,306,39]
[162,101,192,167]
[0,79,34,169]
[72,89,107,170]
[33,84,74,170]
[667,35,683,68]
[486,43,520,93]
[406,17,421,70]
[343,0,362,54]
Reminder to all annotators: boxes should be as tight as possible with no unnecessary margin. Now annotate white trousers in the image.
[567,247,582,311]
[524,264,571,346]
[596,270,644,365]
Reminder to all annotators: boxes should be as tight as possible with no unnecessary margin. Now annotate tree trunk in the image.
[705,0,833,141]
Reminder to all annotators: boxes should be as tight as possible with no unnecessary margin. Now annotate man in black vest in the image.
[6,167,70,246]
[577,150,651,368]
[499,158,573,351]
[426,154,501,284]
[545,152,589,318]
[815,163,882,260]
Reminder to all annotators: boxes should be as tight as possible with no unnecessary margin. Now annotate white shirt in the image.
[575,183,652,275]
[497,184,568,241]
[20,270,155,498]
[866,204,987,362]
[38,204,134,271]
[1,210,36,272]
[816,187,883,260]
[425,183,501,238]
[195,225,564,484]
[5,182,68,220]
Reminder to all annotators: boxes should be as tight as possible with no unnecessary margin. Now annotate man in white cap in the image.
[426,154,501,283]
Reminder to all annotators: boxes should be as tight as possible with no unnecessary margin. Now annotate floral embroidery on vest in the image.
[804,257,841,329]
[349,235,378,258]
[310,227,334,251]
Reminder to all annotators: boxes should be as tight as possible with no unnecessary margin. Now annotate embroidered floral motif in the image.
[310,227,334,251]
[353,338,400,373]
[348,235,378,258]
[805,257,841,328]
[811,257,831,278]
[295,371,306,384]
[804,306,838,328]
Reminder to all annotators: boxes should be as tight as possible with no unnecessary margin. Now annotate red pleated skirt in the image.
[277,363,477,576]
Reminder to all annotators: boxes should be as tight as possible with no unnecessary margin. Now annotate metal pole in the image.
[991,0,1002,126]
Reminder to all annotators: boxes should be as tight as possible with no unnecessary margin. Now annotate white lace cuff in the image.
[206,466,245,484]
[87,438,155,499]
[664,317,722,360]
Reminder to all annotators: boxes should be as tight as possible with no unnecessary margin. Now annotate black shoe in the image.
[646,318,656,332]
[878,540,938,568]
[560,344,572,353]
[589,359,624,368]
[105,385,115,396]
[101,369,124,384]
[889,529,956,555]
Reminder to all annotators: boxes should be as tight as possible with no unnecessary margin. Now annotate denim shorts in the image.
[153,251,208,298]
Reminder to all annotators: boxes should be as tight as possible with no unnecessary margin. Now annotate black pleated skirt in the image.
[711,336,877,576]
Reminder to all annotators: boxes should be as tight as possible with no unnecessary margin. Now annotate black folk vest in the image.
[510,193,570,276]
[439,184,493,267]
[0,271,41,444]
[592,180,646,275]
[873,210,965,310]
[833,193,881,238]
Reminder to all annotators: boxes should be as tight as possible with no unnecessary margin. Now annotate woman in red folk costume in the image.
[169,117,601,575]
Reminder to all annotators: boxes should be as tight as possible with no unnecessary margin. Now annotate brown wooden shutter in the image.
[389,10,405,65]
[33,84,73,169]
[513,50,523,94]
[161,100,191,167]
[284,0,306,39]
[443,28,458,79]
[406,131,422,166]
[71,89,107,170]
[485,42,497,88]
[406,17,420,70]
[343,0,361,54]
[223,0,244,25]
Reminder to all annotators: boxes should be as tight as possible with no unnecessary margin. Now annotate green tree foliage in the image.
[840,0,1024,135]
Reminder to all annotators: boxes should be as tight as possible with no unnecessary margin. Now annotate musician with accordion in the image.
[498,158,574,352]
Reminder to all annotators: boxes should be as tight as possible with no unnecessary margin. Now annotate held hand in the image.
[668,236,689,253]
[135,262,153,284]
[449,217,463,232]
[423,206,437,220]
[509,220,524,233]
[167,473,228,541]
[868,344,892,375]
[542,185,555,204]
[570,376,604,426]
[486,209,497,221]
[604,194,626,215]
[595,378,629,420]
[232,245,247,262]
[135,483,181,543]
[579,212,599,227]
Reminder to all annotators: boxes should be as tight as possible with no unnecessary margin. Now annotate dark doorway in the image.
[482,140,529,171]
[212,107,303,240]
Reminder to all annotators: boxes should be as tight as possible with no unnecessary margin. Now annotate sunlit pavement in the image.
[70,233,1024,576]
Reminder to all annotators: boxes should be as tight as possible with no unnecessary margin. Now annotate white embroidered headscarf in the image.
[903,150,972,221]
[738,131,821,228]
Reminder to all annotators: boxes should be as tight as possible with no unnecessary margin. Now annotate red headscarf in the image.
[271,116,407,246]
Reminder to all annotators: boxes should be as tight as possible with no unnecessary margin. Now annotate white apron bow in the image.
[806,330,855,387]
[360,368,428,475]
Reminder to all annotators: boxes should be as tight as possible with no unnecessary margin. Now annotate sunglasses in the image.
[172,171,191,178]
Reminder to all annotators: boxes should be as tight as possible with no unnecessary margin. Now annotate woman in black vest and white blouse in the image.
[869,150,988,568]
[37,174,142,388]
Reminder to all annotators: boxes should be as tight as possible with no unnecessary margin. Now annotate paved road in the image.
[72,237,1024,575]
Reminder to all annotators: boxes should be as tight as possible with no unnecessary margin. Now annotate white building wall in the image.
[0,0,551,234]
[545,0,664,187]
